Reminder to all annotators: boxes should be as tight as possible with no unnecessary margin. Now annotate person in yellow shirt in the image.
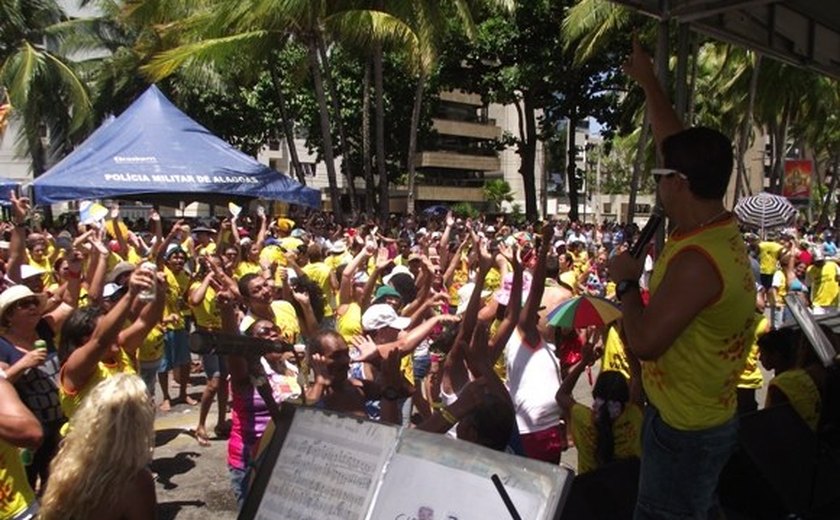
[189,254,233,446]
[805,249,840,315]
[299,244,338,329]
[757,239,783,290]
[556,339,643,475]
[609,38,756,518]
[737,287,770,414]
[58,268,163,429]
[0,375,42,520]
[158,247,195,411]
[758,328,824,431]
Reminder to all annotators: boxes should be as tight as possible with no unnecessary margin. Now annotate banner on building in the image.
[782,159,813,201]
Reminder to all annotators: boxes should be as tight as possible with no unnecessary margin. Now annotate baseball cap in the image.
[383,265,414,285]
[362,303,411,332]
[353,271,370,285]
[20,264,46,280]
[106,261,136,283]
[373,285,402,304]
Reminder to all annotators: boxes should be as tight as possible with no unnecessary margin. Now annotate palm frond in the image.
[41,51,92,133]
[141,31,271,81]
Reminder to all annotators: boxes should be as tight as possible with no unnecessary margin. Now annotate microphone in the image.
[629,207,664,259]
[188,330,295,357]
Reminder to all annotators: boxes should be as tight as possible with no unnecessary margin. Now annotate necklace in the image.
[674,210,730,234]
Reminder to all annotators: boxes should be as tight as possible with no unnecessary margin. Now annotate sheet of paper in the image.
[368,453,544,520]
[254,408,398,520]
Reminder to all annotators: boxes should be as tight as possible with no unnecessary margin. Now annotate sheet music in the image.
[368,454,545,519]
[254,408,398,520]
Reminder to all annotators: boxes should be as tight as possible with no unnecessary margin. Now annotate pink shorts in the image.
[520,424,565,464]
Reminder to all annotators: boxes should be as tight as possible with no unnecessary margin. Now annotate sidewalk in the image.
[152,378,237,520]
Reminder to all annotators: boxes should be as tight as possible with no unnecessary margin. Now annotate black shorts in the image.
[759,273,774,291]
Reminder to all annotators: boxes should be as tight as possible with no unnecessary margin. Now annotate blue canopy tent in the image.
[0,178,21,205]
[31,85,320,208]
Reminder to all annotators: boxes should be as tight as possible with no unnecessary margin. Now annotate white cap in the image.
[456,282,492,315]
[20,264,46,280]
[383,265,414,285]
[362,303,411,332]
[102,283,122,298]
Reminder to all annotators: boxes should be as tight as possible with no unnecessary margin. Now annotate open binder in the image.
[240,405,573,520]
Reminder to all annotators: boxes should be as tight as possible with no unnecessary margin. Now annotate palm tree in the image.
[0,0,91,176]
[483,178,514,212]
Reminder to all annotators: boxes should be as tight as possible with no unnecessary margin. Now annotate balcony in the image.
[438,90,483,106]
[416,185,485,202]
[415,151,501,171]
[432,118,501,140]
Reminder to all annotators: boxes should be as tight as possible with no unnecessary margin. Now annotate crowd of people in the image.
[0,38,836,520]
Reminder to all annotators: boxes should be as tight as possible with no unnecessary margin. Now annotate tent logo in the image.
[113,155,158,164]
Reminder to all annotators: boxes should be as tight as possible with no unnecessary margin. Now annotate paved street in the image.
[152,375,237,520]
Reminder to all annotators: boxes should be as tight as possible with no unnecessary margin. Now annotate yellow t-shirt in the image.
[25,253,53,287]
[644,217,756,430]
[196,242,217,256]
[806,261,840,307]
[768,369,821,431]
[738,314,768,389]
[239,300,301,344]
[601,325,630,380]
[559,271,578,294]
[570,402,643,474]
[163,267,189,330]
[234,261,262,280]
[59,348,136,432]
[138,323,166,363]
[325,252,353,271]
[302,262,335,318]
[0,439,35,519]
[758,241,783,275]
[189,281,221,330]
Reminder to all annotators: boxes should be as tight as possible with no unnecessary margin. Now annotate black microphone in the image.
[629,207,664,259]
[188,330,296,356]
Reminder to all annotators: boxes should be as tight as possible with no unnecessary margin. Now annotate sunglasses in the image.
[253,326,280,337]
[652,168,689,184]
[13,297,40,311]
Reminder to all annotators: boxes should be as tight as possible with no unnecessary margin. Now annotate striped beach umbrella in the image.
[547,295,622,329]
[733,192,798,232]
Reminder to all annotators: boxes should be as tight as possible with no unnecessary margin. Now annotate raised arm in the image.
[62,269,154,393]
[0,378,43,449]
[519,223,554,345]
[555,339,598,420]
[6,192,29,283]
[623,35,683,149]
[338,244,374,306]
[490,245,523,362]
[118,272,166,357]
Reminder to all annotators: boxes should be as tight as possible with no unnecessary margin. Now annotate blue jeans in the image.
[229,465,248,510]
[635,407,738,520]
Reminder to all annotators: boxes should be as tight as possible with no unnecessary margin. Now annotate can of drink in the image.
[138,261,157,302]
[20,448,32,466]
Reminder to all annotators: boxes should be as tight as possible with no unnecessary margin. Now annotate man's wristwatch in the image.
[616,279,640,300]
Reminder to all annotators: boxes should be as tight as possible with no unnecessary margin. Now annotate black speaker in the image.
[560,457,640,520]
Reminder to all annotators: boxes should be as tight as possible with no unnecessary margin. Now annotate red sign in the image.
[783,159,813,200]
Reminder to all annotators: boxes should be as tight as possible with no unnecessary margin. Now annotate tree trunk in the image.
[362,59,375,213]
[373,40,388,223]
[406,69,427,216]
[269,69,306,185]
[820,154,839,229]
[307,37,344,224]
[566,112,581,223]
[521,94,538,222]
[735,53,761,202]
[316,28,356,217]
[627,111,650,224]
[770,99,791,194]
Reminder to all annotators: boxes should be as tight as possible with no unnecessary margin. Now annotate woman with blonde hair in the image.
[39,373,156,520]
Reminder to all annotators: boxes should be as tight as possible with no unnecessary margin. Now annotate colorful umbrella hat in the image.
[547,295,622,329]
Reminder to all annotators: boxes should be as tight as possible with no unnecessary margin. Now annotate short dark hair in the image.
[662,127,733,199]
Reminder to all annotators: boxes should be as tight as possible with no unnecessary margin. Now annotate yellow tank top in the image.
[189,281,221,329]
[644,217,756,430]
[769,369,821,431]
[59,348,136,434]
[601,325,630,380]
[738,314,768,389]
[570,402,642,474]
[337,302,362,342]
[163,267,189,329]
[138,324,165,363]
[0,439,35,519]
